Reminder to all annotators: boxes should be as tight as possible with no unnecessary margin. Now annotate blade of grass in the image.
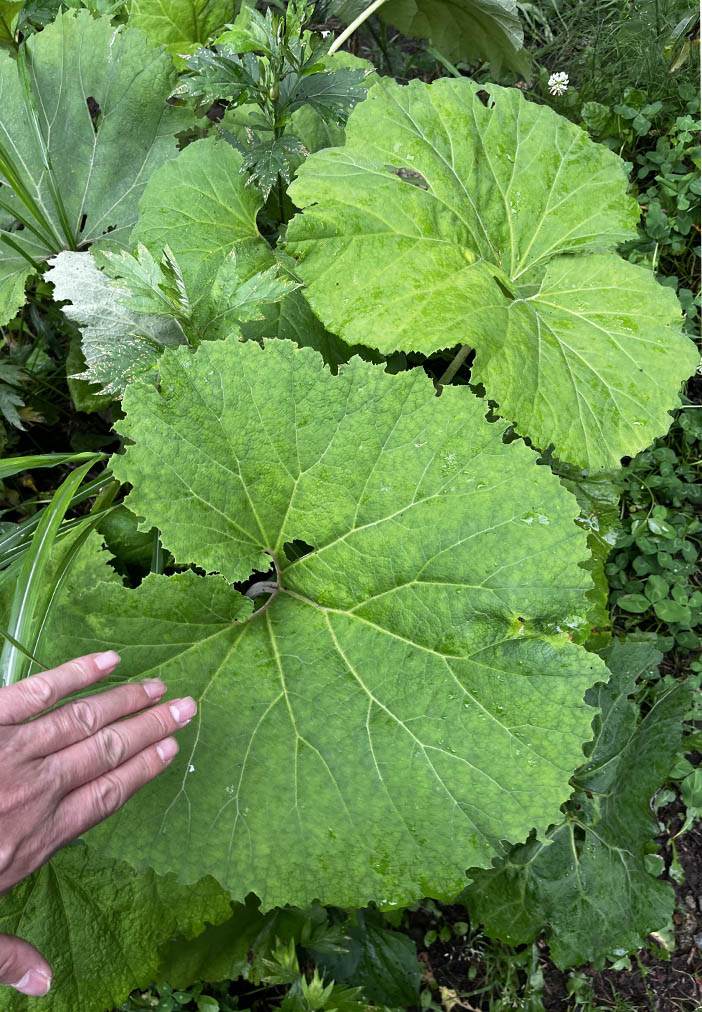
[0,468,113,571]
[0,626,47,670]
[0,228,43,270]
[0,469,112,565]
[0,456,99,686]
[425,44,463,78]
[7,474,119,676]
[90,478,120,515]
[0,451,105,481]
[0,193,61,251]
[28,512,109,675]
[0,506,115,570]
[16,45,76,250]
[0,140,64,252]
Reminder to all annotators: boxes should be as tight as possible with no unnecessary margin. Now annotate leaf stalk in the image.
[435,344,472,394]
[327,0,388,55]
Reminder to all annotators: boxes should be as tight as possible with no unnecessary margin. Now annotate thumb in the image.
[0,934,52,996]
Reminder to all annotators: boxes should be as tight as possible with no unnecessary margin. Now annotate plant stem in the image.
[435,344,472,394]
[246,552,281,621]
[151,529,165,574]
[328,0,388,55]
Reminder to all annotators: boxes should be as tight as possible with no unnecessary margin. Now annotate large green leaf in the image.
[463,639,690,967]
[0,842,232,1012]
[384,0,525,69]
[328,0,525,71]
[0,10,187,324]
[44,335,606,910]
[131,136,356,366]
[128,0,233,55]
[287,78,699,469]
[132,138,262,289]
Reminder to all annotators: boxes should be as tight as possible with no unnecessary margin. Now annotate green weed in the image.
[607,403,702,662]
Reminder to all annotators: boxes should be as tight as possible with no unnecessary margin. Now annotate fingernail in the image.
[170,697,197,725]
[157,738,179,764]
[94,650,120,672]
[11,969,52,996]
[141,678,166,700]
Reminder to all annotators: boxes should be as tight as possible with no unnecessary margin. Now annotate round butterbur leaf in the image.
[45,337,607,909]
[286,78,699,469]
[0,10,186,324]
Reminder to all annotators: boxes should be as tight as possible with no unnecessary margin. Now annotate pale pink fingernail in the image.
[169,697,197,724]
[157,738,179,764]
[141,678,166,699]
[94,650,120,672]
[11,969,52,996]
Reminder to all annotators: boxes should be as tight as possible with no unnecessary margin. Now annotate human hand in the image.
[0,651,197,998]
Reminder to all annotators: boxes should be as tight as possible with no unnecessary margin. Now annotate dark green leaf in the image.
[617,593,651,613]
[464,640,690,968]
[313,910,420,1006]
[653,599,691,624]
[645,574,669,602]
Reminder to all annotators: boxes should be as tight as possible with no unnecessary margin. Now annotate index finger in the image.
[0,652,121,725]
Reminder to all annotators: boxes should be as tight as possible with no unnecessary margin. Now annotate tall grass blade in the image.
[425,45,462,78]
[0,193,61,250]
[0,451,105,481]
[0,228,43,270]
[0,456,99,686]
[28,512,106,675]
[0,469,112,568]
[0,626,47,670]
[0,140,64,252]
[0,505,115,571]
[16,46,76,250]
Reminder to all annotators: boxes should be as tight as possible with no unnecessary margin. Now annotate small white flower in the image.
[548,71,569,97]
[320,29,332,38]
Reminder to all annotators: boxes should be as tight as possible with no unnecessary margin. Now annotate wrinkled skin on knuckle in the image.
[65,656,95,682]
[19,675,53,714]
[68,698,100,738]
[91,774,125,820]
[96,726,127,769]
[149,709,171,740]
